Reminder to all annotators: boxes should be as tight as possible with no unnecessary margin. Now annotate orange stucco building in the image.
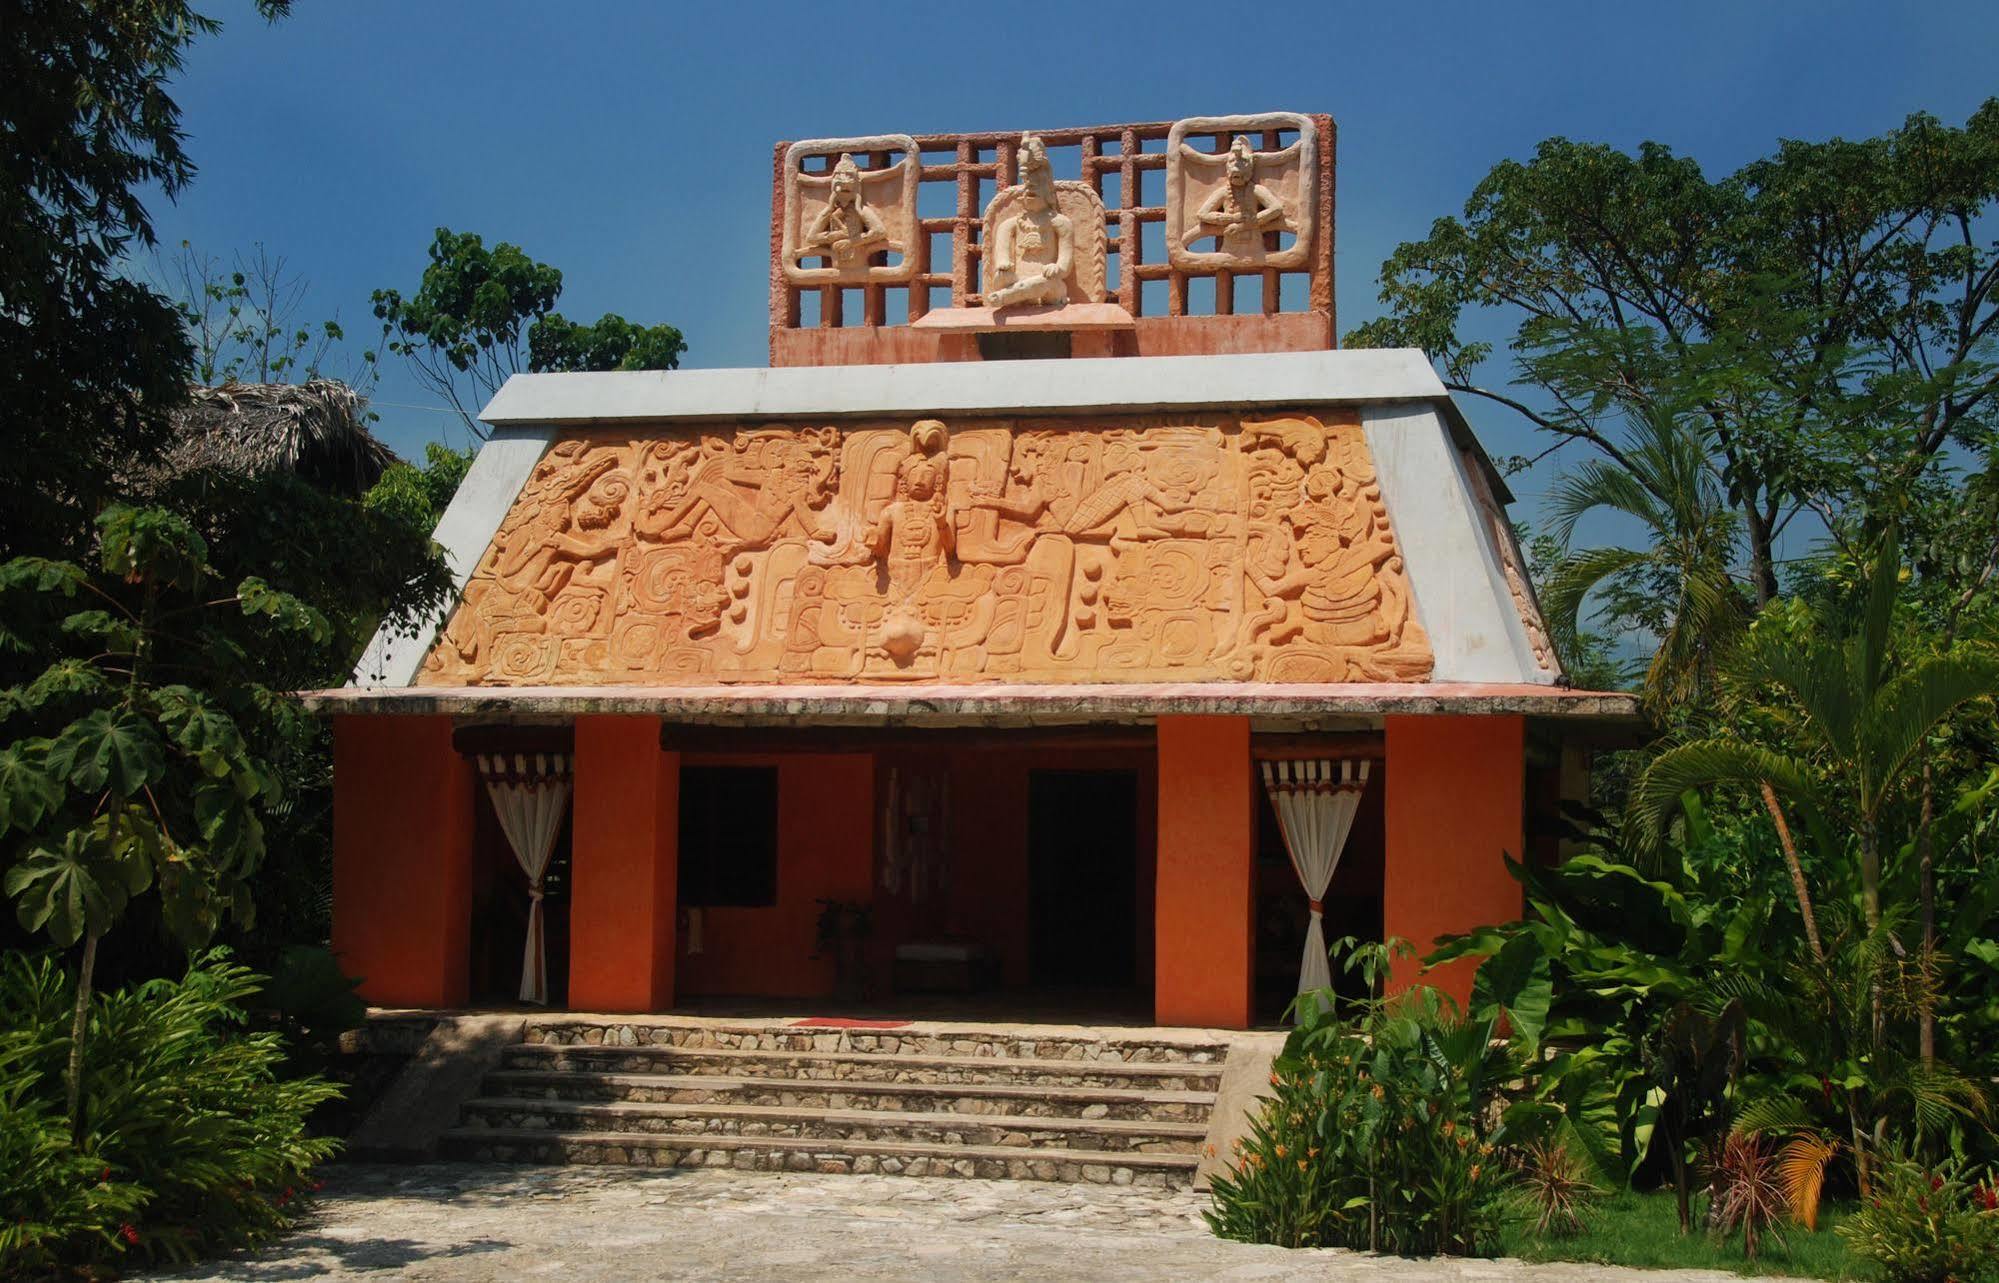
[313,114,1637,1030]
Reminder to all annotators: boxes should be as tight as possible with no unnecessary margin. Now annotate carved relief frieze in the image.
[420,413,1432,687]
[781,135,921,285]
[1165,112,1318,272]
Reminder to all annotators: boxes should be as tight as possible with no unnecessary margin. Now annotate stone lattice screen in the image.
[768,116,1336,361]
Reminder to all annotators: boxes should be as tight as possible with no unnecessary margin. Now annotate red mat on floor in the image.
[789,1017,912,1029]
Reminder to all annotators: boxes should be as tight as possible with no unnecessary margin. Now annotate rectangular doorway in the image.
[1027,770,1138,988]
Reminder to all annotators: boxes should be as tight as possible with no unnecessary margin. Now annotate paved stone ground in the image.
[142,1164,1799,1282]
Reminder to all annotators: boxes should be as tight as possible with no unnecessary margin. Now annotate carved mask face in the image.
[1228,137,1255,185]
[904,462,939,501]
[831,172,858,206]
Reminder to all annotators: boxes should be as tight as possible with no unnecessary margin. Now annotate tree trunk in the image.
[1918,757,1936,1067]
[65,929,99,1142]
[1847,1094,1870,1202]
[1759,783,1824,964]
[1742,505,1780,607]
[1859,821,1882,931]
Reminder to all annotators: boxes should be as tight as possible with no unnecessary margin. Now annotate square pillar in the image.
[1154,715,1254,1029]
[332,714,474,1008]
[569,716,679,1012]
[1383,715,1526,1003]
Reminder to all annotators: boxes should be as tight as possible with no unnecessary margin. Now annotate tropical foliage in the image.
[0,951,339,1277]
[1207,941,1535,1256]
[373,227,688,435]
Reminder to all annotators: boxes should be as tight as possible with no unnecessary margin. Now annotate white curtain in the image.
[1260,758,1371,1014]
[478,753,572,1005]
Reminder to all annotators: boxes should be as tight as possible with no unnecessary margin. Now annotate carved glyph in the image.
[1165,112,1317,272]
[420,413,1431,687]
[981,134,1108,309]
[781,135,920,285]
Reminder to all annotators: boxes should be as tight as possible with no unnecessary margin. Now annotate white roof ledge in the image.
[478,349,1450,426]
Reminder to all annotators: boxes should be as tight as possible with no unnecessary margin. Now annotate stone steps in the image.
[447,1020,1235,1187]
[522,1021,1226,1066]
[499,1043,1224,1092]
[483,1069,1215,1121]
[457,1097,1207,1153]
[438,1127,1199,1186]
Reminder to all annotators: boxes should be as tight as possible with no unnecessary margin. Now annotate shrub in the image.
[1207,972,1522,1257]
[1510,1138,1604,1238]
[1836,1147,1999,1283]
[0,949,341,1277]
[1707,1132,1789,1260]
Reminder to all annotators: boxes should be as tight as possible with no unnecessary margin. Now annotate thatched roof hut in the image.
[166,380,397,496]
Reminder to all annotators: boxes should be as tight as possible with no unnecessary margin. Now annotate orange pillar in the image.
[569,716,679,1012]
[331,714,474,1008]
[1382,715,1526,1003]
[1154,715,1254,1029]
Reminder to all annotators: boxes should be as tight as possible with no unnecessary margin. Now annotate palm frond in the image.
[1860,648,1999,808]
[1540,546,1653,634]
[1548,460,1665,546]
[1628,740,1827,865]
[1776,1132,1840,1231]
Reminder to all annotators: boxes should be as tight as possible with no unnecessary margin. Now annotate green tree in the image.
[1539,411,1746,714]
[0,507,328,1127]
[373,228,686,436]
[165,241,373,390]
[1349,104,1999,608]
[0,0,288,562]
[1632,533,1999,958]
[363,442,476,534]
[529,311,688,375]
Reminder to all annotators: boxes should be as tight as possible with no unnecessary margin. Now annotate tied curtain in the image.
[1260,758,1371,1010]
[477,753,572,1005]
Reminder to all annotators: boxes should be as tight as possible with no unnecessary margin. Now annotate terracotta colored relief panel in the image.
[1165,112,1318,273]
[419,413,1432,687]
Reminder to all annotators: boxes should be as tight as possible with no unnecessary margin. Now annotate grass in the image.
[1500,1190,1861,1281]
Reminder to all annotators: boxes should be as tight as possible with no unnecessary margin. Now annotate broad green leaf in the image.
[0,556,88,596]
[44,707,165,796]
[58,609,140,652]
[0,741,64,832]
[95,504,208,588]
[1472,931,1554,1051]
[237,577,333,643]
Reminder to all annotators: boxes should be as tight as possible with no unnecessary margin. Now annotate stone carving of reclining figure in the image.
[640,440,837,551]
[1187,134,1289,250]
[985,134,1074,311]
[796,153,896,270]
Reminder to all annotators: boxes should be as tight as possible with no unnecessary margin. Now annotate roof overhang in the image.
[301,681,1640,731]
[478,349,1512,504]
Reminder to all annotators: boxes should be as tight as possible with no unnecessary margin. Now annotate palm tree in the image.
[1539,412,1747,713]
[1632,530,1999,948]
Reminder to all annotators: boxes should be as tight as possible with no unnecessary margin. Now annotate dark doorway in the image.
[1027,770,1138,987]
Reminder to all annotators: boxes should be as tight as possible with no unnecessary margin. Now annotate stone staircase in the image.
[438,1018,1230,1187]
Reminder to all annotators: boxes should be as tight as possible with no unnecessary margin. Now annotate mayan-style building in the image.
[316,113,1636,1043]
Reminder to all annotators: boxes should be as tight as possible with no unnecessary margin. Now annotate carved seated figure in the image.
[985,134,1074,311]
[797,153,896,270]
[1187,134,1289,251]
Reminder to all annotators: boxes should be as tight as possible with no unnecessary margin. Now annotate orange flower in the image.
[1297,1159,1308,1171]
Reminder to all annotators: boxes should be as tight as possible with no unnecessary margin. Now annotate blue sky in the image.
[150,0,1998,538]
